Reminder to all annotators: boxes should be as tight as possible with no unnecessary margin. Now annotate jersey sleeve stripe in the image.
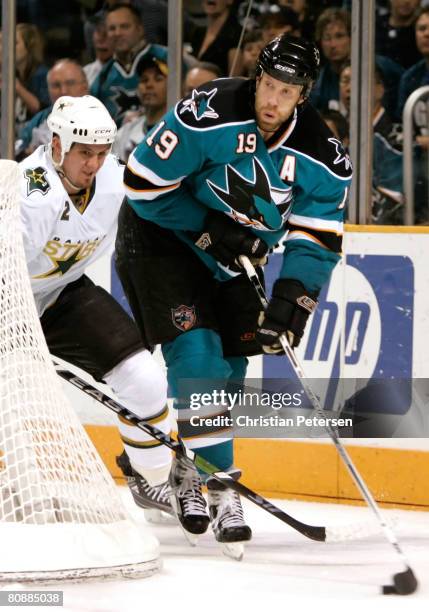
[286,227,343,253]
[288,213,343,235]
[124,166,181,200]
[124,184,180,201]
[286,230,327,248]
[127,153,185,186]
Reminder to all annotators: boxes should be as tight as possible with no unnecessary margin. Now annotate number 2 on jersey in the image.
[146,120,178,160]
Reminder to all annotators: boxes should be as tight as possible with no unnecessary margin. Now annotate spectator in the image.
[396,6,429,222]
[260,5,301,44]
[340,61,404,224]
[82,0,130,60]
[90,3,167,125]
[15,24,50,133]
[310,9,352,112]
[16,59,89,158]
[83,0,171,51]
[236,1,269,30]
[133,0,168,45]
[14,0,84,62]
[397,6,429,120]
[321,109,349,147]
[241,29,264,78]
[183,61,222,96]
[188,0,243,76]
[340,62,402,142]
[84,18,114,87]
[137,0,196,47]
[236,1,316,39]
[113,54,168,162]
[278,0,318,40]
[376,0,421,69]
[311,7,404,118]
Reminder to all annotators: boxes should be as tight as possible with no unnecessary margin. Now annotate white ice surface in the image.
[2,486,428,612]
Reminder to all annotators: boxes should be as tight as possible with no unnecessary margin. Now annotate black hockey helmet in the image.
[257,34,320,97]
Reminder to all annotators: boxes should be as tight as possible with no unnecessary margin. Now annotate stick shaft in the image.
[239,255,415,571]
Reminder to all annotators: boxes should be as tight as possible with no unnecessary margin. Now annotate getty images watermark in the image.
[188,389,353,430]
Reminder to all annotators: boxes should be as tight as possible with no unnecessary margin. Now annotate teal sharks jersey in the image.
[124,78,352,292]
[90,44,167,125]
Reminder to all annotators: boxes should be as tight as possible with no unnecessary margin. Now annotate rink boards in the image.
[72,225,429,510]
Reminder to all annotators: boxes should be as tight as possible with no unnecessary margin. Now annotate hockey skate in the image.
[207,471,252,561]
[116,451,176,524]
[168,454,210,545]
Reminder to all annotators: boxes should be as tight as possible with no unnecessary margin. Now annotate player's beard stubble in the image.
[254,90,298,138]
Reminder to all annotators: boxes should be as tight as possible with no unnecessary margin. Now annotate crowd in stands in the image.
[2,0,429,223]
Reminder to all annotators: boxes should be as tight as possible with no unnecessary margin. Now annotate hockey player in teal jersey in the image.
[116,35,351,556]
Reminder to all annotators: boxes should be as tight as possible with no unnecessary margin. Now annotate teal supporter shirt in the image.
[90,43,167,126]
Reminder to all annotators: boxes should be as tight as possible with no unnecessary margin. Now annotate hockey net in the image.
[0,160,161,583]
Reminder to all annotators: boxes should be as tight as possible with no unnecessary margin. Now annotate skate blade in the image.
[221,542,244,561]
[181,528,199,547]
[144,508,178,525]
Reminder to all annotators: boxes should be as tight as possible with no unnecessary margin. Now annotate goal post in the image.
[0,159,161,583]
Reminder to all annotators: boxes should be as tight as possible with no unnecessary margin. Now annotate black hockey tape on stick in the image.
[239,255,419,596]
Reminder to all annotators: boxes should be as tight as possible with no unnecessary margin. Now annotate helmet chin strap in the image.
[50,138,112,193]
[56,167,84,193]
[50,143,85,193]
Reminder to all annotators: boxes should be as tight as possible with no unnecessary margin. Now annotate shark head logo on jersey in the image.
[179,88,219,121]
[328,138,352,171]
[111,86,140,122]
[24,166,51,196]
[207,157,293,231]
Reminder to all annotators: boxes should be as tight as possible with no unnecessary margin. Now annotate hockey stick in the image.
[239,255,418,596]
[52,359,369,544]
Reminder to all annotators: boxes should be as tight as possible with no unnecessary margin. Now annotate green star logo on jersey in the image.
[34,248,81,279]
[24,167,51,196]
[34,237,104,279]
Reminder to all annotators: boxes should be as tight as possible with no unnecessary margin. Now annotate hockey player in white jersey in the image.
[19,95,173,523]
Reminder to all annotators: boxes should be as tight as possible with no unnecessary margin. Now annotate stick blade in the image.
[382,567,418,595]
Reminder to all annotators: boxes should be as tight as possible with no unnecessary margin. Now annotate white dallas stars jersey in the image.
[19,146,125,316]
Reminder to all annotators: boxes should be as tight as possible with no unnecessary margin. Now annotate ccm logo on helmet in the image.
[94,128,114,134]
[274,64,295,74]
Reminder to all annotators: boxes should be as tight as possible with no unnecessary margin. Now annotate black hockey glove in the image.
[192,210,268,272]
[256,278,318,351]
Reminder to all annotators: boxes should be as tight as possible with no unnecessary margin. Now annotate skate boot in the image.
[168,455,210,545]
[116,451,175,524]
[207,470,252,561]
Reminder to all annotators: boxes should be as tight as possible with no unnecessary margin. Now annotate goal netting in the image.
[0,159,161,583]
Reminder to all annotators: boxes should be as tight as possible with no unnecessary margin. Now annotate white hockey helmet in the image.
[47,95,117,160]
